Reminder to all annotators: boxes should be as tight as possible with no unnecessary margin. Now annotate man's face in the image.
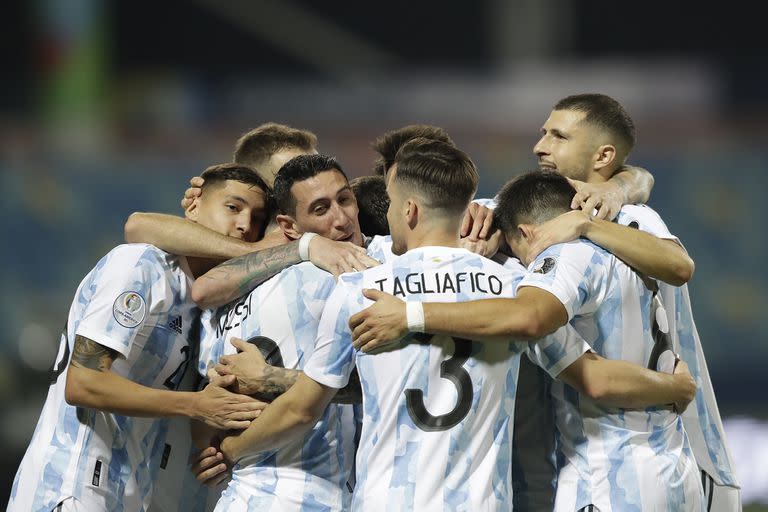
[264,147,318,186]
[532,109,598,181]
[190,180,268,243]
[504,230,531,266]
[289,169,363,246]
[384,165,407,256]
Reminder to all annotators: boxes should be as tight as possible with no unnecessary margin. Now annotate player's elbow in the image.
[190,281,220,310]
[65,366,93,407]
[124,212,150,244]
[676,254,695,285]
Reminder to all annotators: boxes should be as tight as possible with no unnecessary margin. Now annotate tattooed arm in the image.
[192,236,380,309]
[64,335,265,429]
[215,338,362,404]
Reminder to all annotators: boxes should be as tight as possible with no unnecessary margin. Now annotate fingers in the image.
[581,196,600,216]
[478,209,495,239]
[193,450,227,484]
[362,288,385,301]
[230,338,248,351]
[460,205,474,237]
[351,329,376,350]
[190,176,205,187]
[221,419,252,430]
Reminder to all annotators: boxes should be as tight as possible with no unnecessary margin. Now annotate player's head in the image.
[372,124,455,176]
[386,137,478,255]
[494,169,575,265]
[273,154,363,246]
[350,175,390,236]
[533,93,636,182]
[233,122,319,186]
[185,163,272,243]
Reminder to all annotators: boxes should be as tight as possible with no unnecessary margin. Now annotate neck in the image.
[186,256,222,279]
[405,223,460,252]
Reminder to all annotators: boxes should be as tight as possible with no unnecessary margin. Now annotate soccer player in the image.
[214,139,697,511]
[351,175,390,236]
[193,154,366,511]
[8,164,270,512]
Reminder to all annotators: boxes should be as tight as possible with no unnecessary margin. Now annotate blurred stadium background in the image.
[1,0,766,508]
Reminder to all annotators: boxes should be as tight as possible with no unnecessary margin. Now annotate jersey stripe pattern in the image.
[9,244,199,512]
[518,239,705,511]
[304,247,589,512]
[616,204,739,491]
[198,262,357,512]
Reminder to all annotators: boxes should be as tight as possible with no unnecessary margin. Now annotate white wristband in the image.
[406,301,426,333]
[299,232,317,261]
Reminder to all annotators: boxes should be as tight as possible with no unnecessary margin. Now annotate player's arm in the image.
[569,165,654,220]
[124,212,286,259]
[220,373,338,464]
[526,210,694,285]
[214,337,362,403]
[64,334,265,430]
[556,352,695,412]
[350,286,567,352]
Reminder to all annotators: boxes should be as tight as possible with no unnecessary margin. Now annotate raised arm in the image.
[220,373,338,464]
[124,212,285,259]
[557,352,695,412]
[526,210,694,285]
[569,165,655,220]
[349,286,567,352]
[64,335,265,430]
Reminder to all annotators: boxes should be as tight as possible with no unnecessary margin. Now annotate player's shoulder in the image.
[276,261,335,286]
[617,203,665,224]
[97,243,175,274]
[534,239,608,273]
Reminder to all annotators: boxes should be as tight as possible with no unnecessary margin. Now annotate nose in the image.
[533,135,548,157]
[330,202,353,230]
[236,211,253,239]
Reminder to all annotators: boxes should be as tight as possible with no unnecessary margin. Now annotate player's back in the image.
[10,244,198,512]
[201,262,357,512]
[344,247,522,511]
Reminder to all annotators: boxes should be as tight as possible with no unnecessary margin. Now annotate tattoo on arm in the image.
[70,335,118,372]
[251,366,300,402]
[200,242,301,304]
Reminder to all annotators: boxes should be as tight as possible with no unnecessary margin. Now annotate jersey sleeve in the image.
[526,324,591,378]
[616,204,678,242]
[75,245,166,359]
[303,279,358,389]
[516,243,601,321]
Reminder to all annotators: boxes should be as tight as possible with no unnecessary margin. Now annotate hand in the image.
[193,383,268,430]
[181,176,204,210]
[460,229,503,258]
[215,338,270,395]
[671,359,696,414]
[207,368,237,389]
[309,236,380,276]
[567,178,625,220]
[460,202,494,241]
[191,445,230,487]
[349,289,408,352]
[527,210,592,260]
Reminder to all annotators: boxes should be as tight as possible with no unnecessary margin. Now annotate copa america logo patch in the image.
[533,257,556,274]
[113,291,146,328]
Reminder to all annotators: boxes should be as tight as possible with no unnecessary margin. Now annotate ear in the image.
[518,223,536,241]
[594,144,617,171]
[276,214,301,240]
[405,199,418,229]
[184,200,199,222]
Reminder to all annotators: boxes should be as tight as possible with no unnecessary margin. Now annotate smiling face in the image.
[532,109,603,182]
[280,169,363,246]
[188,179,269,243]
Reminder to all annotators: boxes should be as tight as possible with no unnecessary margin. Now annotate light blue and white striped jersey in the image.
[304,246,590,512]
[9,244,200,512]
[616,204,739,490]
[198,262,357,512]
[518,239,705,511]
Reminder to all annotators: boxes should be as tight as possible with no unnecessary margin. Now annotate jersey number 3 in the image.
[405,337,473,432]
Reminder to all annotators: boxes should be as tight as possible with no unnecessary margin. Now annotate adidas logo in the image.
[169,316,183,334]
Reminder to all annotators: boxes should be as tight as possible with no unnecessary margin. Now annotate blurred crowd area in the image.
[2,0,767,507]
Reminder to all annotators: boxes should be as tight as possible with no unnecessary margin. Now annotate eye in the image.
[226,204,239,212]
[313,205,328,215]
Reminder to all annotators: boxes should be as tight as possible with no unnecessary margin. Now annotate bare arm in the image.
[557,352,695,411]
[349,287,568,352]
[220,374,338,464]
[64,335,264,429]
[124,212,285,259]
[527,210,694,285]
[610,165,655,204]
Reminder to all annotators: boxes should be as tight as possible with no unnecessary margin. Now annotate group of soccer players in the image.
[8,94,741,511]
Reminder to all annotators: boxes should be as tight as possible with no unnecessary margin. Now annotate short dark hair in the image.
[273,154,347,216]
[494,170,575,235]
[233,123,318,170]
[372,124,455,175]
[351,175,390,236]
[200,163,274,238]
[554,93,636,153]
[393,137,477,216]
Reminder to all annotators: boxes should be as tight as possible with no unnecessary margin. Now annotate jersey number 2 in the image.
[405,337,473,432]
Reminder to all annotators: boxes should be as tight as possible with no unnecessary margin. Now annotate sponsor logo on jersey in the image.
[113,291,147,328]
